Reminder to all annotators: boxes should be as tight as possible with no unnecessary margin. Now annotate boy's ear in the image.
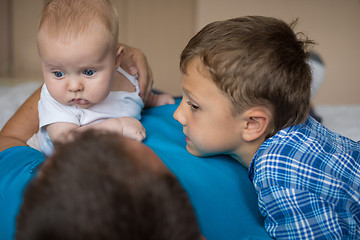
[241,107,271,142]
[115,45,125,67]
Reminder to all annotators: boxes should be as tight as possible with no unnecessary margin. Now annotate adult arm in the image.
[0,87,41,152]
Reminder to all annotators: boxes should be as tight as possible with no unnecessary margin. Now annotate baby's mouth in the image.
[71,98,89,105]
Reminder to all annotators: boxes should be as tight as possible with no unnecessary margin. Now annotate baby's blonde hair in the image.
[39,0,119,50]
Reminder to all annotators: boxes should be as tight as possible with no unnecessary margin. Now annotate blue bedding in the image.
[0,101,271,240]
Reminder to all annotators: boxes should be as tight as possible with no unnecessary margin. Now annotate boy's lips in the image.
[71,98,89,105]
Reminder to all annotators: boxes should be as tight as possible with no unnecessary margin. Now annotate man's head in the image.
[17,130,201,240]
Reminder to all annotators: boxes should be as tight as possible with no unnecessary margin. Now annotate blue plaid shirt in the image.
[249,117,360,239]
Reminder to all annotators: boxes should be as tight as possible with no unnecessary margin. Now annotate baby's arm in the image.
[46,122,79,143]
[47,117,146,143]
[78,117,146,142]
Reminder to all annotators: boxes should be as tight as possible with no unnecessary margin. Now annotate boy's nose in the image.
[173,101,186,126]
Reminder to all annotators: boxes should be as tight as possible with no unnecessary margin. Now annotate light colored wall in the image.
[120,0,195,96]
[2,0,359,105]
[196,0,360,105]
[1,0,195,96]
[12,0,43,80]
[0,0,11,76]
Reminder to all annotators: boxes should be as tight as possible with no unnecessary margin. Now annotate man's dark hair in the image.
[16,130,201,240]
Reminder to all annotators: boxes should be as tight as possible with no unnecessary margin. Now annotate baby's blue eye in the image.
[53,71,65,78]
[83,69,95,76]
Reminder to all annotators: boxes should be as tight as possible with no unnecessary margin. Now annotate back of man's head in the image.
[16,130,201,240]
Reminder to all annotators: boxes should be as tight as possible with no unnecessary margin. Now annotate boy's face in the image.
[174,58,245,157]
[37,22,118,109]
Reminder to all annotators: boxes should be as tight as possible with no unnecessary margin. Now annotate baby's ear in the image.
[241,106,271,142]
[115,45,125,67]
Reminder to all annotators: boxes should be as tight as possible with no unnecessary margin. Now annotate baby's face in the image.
[173,58,245,157]
[37,21,117,108]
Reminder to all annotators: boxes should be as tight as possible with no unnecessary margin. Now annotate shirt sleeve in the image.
[259,186,347,239]
[0,146,45,240]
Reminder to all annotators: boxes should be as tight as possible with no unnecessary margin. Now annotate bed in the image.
[0,82,359,240]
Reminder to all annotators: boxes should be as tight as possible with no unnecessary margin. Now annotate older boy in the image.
[174,16,360,239]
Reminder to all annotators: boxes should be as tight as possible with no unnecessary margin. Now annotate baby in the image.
[35,0,174,155]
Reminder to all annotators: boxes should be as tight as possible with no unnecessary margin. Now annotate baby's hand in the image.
[76,117,146,141]
[118,117,146,141]
[145,92,175,108]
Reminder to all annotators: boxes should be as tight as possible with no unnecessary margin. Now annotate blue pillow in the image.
[0,146,45,240]
[0,102,270,240]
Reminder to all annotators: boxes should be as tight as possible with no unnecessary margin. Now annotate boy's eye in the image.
[53,71,65,78]
[83,69,95,76]
[187,101,199,111]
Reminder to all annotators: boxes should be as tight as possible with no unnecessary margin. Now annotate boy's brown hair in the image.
[39,0,119,51]
[180,16,314,137]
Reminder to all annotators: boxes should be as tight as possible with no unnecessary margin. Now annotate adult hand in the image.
[120,44,153,103]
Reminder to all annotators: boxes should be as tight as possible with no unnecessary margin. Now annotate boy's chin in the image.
[186,144,201,156]
[186,144,211,158]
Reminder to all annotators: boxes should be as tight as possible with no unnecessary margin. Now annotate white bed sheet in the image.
[0,82,42,130]
[0,82,359,141]
[316,105,360,141]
